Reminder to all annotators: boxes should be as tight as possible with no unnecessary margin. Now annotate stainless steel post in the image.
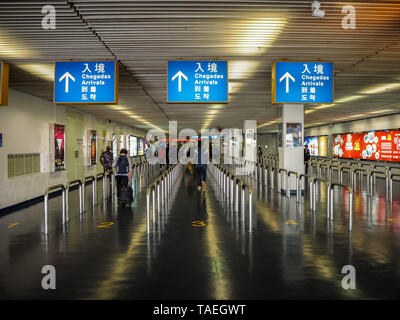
[235,182,239,212]
[82,178,85,212]
[92,179,96,207]
[79,184,82,213]
[146,192,150,233]
[152,188,155,224]
[241,187,245,222]
[349,191,353,231]
[157,182,160,213]
[44,194,49,235]
[62,189,66,224]
[249,191,253,233]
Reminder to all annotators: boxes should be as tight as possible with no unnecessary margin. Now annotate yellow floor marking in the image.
[388,218,400,224]
[97,222,114,228]
[285,220,298,225]
[8,222,19,229]
[192,220,206,227]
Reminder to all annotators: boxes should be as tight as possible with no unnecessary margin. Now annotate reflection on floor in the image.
[0,167,399,299]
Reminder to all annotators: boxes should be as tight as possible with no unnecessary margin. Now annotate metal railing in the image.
[297,174,312,203]
[270,167,278,190]
[211,163,253,232]
[146,163,181,233]
[96,172,107,200]
[310,177,328,211]
[352,168,369,195]
[327,182,353,231]
[44,184,66,235]
[66,179,83,220]
[286,171,298,198]
[339,166,353,187]
[368,169,388,201]
[390,173,400,203]
[82,175,96,211]
[278,168,287,194]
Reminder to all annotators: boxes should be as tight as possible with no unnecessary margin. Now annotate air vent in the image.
[8,153,41,178]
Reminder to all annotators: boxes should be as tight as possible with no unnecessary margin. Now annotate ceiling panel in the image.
[1,1,400,133]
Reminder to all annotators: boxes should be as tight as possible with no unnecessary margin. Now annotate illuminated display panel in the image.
[129,136,138,157]
[333,130,400,162]
[304,136,319,156]
[138,138,144,156]
[318,135,328,157]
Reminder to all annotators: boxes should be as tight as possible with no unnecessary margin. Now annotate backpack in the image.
[116,155,129,174]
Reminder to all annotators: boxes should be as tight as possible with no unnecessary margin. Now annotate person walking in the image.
[100,145,114,172]
[195,142,208,192]
[112,148,132,201]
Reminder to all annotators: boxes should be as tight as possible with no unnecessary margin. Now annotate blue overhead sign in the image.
[167,60,228,103]
[272,61,334,104]
[54,60,118,104]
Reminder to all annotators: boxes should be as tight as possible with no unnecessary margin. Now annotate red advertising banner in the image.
[333,130,400,162]
[54,124,65,171]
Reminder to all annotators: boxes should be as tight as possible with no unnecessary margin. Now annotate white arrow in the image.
[171,70,188,92]
[279,72,295,93]
[59,72,75,93]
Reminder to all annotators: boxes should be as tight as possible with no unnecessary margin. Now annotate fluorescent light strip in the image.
[359,83,400,95]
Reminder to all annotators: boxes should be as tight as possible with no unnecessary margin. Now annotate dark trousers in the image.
[195,164,207,186]
[116,175,128,197]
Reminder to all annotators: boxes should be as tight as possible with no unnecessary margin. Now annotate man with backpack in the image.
[112,148,132,204]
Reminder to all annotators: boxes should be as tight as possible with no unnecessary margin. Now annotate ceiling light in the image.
[335,95,364,103]
[233,18,287,54]
[17,64,54,81]
[314,103,336,110]
[368,109,394,114]
[359,83,400,94]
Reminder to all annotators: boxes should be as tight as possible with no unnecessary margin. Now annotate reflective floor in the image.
[0,167,399,299]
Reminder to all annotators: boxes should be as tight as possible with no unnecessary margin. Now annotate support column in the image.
[278,104,304,195]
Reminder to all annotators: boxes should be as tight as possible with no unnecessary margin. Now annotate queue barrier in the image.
[297,174,312,203]
[327,182,353,231]
[44,184,66,235]
[270,167,278,190]
[329,164,340,182]
[286,171,298,198]
[146,164,181,233]
[352,168,369,195]
[66,179,83,220]
[368,170,388,201]
[278,168,288,194]
[211,164,254,232]
[96,172,107,200]
[311,177,328,212]
[263,164,270,188]
[390,173,400,203]
[319,163,329,180]
[339,166,353,187]
[82,175,96,211]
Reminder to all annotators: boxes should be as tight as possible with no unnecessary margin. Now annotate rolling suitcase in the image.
[119,186,133,206]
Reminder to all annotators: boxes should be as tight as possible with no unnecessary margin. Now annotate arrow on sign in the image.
[172,71,188,92]
[279,72,295,93]
[59,72,75,93]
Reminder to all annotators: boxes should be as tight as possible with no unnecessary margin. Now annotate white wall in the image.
[0,88,147,209]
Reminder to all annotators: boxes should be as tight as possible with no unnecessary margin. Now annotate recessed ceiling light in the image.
[359,83,400,95]
[335,95,364,103]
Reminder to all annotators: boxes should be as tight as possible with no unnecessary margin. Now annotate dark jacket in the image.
[304,148,311,162]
